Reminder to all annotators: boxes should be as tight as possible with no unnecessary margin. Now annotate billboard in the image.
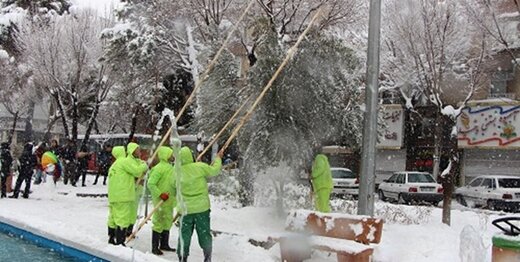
[457,103,520,148]
[377,105,404,149]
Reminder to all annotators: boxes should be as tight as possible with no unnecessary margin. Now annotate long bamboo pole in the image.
[126,200,164,243]
[196,95,252,161]
[218,9,323,155]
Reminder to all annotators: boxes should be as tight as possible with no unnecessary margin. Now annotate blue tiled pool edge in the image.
[0,220,108,262]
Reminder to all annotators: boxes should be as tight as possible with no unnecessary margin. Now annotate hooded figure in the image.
[108,142,147,245]
[311,154,333,213]
[175,146,222,262]
[10,143,37,199]
[107,146,126,245]
[147,146,177,255]
[0,142,13,198]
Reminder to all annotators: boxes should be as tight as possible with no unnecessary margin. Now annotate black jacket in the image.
[19,144,36,176]
[0,143,12,174]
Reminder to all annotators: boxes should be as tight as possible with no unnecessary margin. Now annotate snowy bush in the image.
[251,165,313,216]
[209,168,241,203]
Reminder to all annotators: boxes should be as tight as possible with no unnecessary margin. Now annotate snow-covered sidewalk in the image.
[0,175,511,261]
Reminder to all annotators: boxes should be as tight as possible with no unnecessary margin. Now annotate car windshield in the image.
[407,173,435,183]
[498,178,520,188]
[331,169,356,179]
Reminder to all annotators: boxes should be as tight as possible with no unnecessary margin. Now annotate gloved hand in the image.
[160,193,169,201]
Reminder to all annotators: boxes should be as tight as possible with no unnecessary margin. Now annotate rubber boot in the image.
[152,231,163,255]
[115,227,126,246]
[126,224,134,237]
[108,227,116,245]
[160,231,176,252]
[203,248,212,262]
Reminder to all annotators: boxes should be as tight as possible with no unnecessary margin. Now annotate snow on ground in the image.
[0,175,513,261]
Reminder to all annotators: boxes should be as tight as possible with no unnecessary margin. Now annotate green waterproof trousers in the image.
[315,188,332,213]
[112,201,134,228]
[152,200,174,232]
[177,210,212,258]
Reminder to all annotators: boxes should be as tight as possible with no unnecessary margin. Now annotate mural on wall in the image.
[377,105,404,149]
[457,104,520,148]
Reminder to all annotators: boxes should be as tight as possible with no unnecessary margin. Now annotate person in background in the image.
[62,140,77,186]
[0,142,13,198]
[33,142,46,185]
[50,139,62,158]
[10,143,37,199]
[94,144,112,186]
[310,154,333,213]
[147,146,176,255]
[76,145,89,187]
[175,146,222,262]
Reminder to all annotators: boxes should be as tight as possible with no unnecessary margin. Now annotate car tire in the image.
[378,190,386,202]
[398,194,407,205]
[487,200,496,211]
[457,195,467,207]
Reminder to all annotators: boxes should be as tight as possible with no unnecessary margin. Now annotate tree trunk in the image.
[128,106,140,144]
[71,85,79,145]
[432,113,442,181]
[80,102,101,150]
[53,92,70,139]
[23,100,35,143]
[238,156,254,206]
[8,111,19,145]
[441,164,454,226]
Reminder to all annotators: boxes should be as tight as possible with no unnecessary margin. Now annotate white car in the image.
[331,167,359,197]
[455,176,520,212]
[378,172,443,205]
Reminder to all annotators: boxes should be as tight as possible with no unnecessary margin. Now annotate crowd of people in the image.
[0,139,115,199]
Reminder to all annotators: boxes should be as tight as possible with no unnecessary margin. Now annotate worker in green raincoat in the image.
[147,146,177,255]
[311,154,333,213]
[107,146,125,245]
[175,146,222,262]
[108,142,148,245]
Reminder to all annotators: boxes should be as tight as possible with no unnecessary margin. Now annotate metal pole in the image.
[358,0,381,216]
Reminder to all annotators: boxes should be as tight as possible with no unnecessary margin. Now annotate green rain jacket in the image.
[148,146,177,208]
[311,154,333,192]
[175,146,222,215]
[108,146,126,203]
[108,143,147,203]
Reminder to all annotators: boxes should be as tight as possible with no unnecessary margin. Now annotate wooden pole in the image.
[218,9,323,155]
[196,95,252,162]
[126,200,165,243]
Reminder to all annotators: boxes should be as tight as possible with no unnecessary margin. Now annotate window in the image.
[469,178,483,187]
[407,173,436,183]
[498,178,520,189]
[331,169,356,179]
[481,179,493,189]
[396,174,405,184]
[387,174,398,183]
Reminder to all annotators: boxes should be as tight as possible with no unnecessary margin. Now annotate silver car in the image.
[331,167,359,198]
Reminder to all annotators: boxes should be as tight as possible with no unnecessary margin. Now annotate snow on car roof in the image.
[472,175,520,180]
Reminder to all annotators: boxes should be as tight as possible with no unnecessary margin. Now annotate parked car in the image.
[331,167,359,198]
[378,171,443,205]
[455,175,520,212]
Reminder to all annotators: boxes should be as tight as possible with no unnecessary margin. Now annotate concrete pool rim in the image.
[0,216,121,262]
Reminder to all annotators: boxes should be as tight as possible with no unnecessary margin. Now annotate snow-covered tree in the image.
[17,8,116,148]
[196,16,363,206]
[383,0,487,225]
